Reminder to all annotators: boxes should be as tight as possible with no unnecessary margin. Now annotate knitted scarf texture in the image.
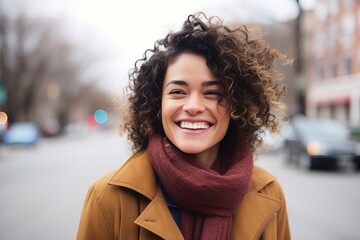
[147,134,253,240]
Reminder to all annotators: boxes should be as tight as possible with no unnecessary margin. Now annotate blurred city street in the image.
[1,1,360,239]
[0,129,131,240]
[0,129,360,240]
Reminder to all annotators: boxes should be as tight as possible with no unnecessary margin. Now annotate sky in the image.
[2,0,314,95]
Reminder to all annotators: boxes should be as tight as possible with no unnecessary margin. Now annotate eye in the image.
[204,90,221,96]
[169,89,186,95]
[205,90,219,95]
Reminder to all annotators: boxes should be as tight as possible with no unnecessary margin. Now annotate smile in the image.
[179,121,210,130]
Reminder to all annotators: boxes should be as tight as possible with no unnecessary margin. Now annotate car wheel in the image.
[355,162,360,171]
[353,159,360,171]
[298,153,312,170]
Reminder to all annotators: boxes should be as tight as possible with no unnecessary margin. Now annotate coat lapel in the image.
[109,150,184,240]
[135,188,184,240]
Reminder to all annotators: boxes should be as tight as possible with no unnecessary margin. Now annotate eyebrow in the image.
[166,80,220,87]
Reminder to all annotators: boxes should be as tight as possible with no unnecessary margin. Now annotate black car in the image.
[282,116,360,170]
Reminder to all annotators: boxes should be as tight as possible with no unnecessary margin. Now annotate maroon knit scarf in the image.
[147,134,253,240]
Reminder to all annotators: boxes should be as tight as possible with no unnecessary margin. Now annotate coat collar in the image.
[134,187,184,239]
[108,150,276,196]
[108,150,157,200]
[108,150,183,239]
[108,150,282,240]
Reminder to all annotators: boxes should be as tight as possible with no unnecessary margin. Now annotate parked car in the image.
[282,115,360,170]
[3,122,41,146]
[39,119,60,137]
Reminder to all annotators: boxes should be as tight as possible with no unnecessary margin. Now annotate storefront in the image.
[307,74,360,127]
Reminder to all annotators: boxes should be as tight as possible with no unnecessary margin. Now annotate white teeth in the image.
[180,121,209,129]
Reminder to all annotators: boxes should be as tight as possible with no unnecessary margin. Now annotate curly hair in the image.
[119,12,291,152]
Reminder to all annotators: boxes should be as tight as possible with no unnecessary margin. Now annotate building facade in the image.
[306,0,360,127]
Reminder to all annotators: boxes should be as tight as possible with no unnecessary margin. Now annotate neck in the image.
[194,144,220,168]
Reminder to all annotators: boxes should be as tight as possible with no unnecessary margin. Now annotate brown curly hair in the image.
[119,12,291,152]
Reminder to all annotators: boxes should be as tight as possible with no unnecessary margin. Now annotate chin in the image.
[174,144,204,155]
[178,143,214,156]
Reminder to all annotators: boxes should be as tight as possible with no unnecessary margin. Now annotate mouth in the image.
[177,121,212,130]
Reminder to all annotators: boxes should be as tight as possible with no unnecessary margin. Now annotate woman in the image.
[77,12,291,240]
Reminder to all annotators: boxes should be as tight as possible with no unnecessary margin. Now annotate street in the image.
[1,129,360,240]
[0,130,131,240]
[256,151,360,240]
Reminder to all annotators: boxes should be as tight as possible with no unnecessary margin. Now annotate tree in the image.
[0,11,114,129]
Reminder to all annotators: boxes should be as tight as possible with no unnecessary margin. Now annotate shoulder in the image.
[87,150,157,202]
[251,165,286,200]
[232,165,289,239]
[81,170,124,215]
[88,170,119,199]
[81,151,155,220]
[78,152,154,239]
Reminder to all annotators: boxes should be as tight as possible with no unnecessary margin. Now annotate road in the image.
[0,129,359,240]
[0,129,131,240]
[256,150,360,240]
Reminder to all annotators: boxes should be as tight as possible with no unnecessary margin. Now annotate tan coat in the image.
[77,150,291,240]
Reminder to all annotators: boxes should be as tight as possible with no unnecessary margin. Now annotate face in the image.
[161,53,230,165]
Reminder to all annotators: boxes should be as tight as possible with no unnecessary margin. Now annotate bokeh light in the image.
[94,109,108,125]
[86,115,97,128]
[0,111,8,125]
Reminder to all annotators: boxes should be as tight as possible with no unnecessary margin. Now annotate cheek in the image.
[218,106,231,130]
[216,103,230,118]
[161,100,173,124]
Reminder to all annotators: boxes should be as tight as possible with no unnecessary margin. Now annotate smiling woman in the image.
[161,53,230,166]
[77,12,292,240]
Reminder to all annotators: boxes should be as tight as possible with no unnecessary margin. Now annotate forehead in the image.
[164,53,216,85]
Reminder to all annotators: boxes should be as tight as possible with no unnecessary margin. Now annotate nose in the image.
[183,94,205,115]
